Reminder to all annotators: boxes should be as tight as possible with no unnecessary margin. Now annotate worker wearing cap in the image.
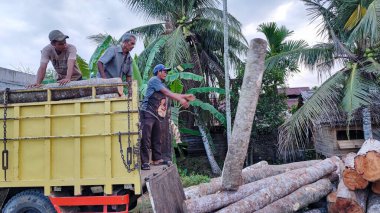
[140,64,195,170]
[29,30,82,87]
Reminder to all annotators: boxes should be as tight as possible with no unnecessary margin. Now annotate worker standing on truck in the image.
[97,33,136,96]
[29,30,82,87]
[140,64,195,170]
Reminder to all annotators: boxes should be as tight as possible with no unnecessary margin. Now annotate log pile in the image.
[182,139,380,212]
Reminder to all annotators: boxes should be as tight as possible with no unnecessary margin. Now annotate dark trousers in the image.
[141,111,162,164]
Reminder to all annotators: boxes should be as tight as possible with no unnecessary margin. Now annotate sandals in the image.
[141,163,150,170]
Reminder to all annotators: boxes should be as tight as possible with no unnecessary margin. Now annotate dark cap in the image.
[153,64,171,75]
[49,30,69,42]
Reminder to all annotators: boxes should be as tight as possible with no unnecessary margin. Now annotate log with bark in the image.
[216,158,337,213]
[184,161,268,199]
[254,178,332,213]
[335,178,368,213]
[184,160,321,199]
[327,191,339,213]
[354,138,380,182]
[0,78,124,103]
[221,38,267,191]
[183,158,337,213]
[343,152,369,190]
[367,192,380,213]
[372,180,380,194]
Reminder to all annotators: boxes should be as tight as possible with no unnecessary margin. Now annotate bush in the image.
[178,168,210,188]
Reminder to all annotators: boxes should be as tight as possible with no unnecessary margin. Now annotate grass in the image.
[178,167,211,188]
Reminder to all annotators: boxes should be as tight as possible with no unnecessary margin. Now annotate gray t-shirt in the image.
[141,76,167,117]
[97,45,132,79]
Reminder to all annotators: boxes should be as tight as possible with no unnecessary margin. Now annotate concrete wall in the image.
[0,67,36,90]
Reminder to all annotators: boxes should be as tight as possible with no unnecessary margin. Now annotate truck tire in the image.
[2,189,56,213]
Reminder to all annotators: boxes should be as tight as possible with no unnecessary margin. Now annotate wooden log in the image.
[185,160,321,199]
[372,180,380,194]
[367,192,380,213]
[0,78,124,103]
[343,152,368,190]
[216,158,337,213]
[335,178,368,213]
[255,178,332,213]
[185,161,268,199]
[222,38,267,190]
[327,191,339,213]
[183,158,337,213]
[354,138,380,182]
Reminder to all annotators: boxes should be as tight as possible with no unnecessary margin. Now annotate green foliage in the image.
[178,168,210,188]
[187,87,225,95]
[76,55,90,79]
[179,128,202,136]
[88,35,113,76]
[190,100,226,127]
[42,68,56,84]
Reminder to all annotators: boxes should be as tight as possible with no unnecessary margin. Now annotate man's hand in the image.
[184,94,196,101]
[179,98,190,109]
[27,83,42,88]
[57,78,71,85]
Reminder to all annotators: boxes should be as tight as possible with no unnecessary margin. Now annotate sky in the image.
[0,0,333,88]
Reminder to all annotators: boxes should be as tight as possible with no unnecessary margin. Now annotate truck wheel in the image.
[2,189,56,213]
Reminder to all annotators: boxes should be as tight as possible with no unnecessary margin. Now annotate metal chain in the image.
[2,88,10,181]
[118,81,138,172]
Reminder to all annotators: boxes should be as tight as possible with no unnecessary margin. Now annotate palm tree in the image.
[278,0,380,160]
[121,0,248,88]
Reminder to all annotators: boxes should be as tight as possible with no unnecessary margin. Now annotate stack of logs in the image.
[328,138,380,213]
[182,138,380,213]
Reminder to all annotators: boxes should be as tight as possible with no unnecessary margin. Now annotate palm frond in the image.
[347,0,380,46]
[127,23,165,40]
[195,7,243,30]
[142,36,169,83]
[190,99,226,126]
[344,3,367,31]
[278,70,346,160]
[186,87,225,95]
[120,0,177,21]
[87,33,118,45]
[342,63,373,116]
[164,27,190,67]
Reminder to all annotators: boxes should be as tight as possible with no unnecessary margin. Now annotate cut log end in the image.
[335,198,364,213]
[355,151,380,182]
[343,168,369,190]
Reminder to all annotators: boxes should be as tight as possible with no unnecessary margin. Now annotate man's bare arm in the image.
[28,63,48,88]
[97,61,107,78]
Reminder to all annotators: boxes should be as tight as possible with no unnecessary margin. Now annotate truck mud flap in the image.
[0,188,9,209]
[146,165,185,213]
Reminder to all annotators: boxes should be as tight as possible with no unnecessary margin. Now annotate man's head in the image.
[121,33,136,54]
[49,30,69,51]
[153,64,171,80]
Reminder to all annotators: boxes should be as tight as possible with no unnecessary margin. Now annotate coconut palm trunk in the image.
[362,107,373,140]
[195,109,222,175]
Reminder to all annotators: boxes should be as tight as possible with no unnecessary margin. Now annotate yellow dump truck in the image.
[0,81,146,212]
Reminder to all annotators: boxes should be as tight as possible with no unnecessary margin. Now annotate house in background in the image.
[0,67,36,90]
[278,87,311,110]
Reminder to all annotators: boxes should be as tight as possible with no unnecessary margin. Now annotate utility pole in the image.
[223,0,232,143]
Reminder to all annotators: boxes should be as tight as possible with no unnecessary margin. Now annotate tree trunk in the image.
[354,139,380,182]
[185,160,320,199]
[183,158,336,213]
[362,107,373,140]
[0,78,123,103]
[216,159,337,213]
[372,180,380,194]
[327,191,339,213]
[336,178,368,213]
[343,153,368,190]
[367,192,380,213]
[198,122,222,175]
[221,38,267,191]
[185,161,268,199]
[255,178,332,213]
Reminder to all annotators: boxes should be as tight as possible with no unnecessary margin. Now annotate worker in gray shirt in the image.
[97,33,136,83]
